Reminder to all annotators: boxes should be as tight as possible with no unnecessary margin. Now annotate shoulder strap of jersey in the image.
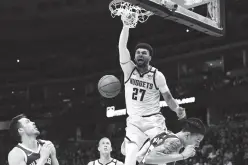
[152,68,159,90]
[15,144,33,154]
[124,67,136,84]
[15,145,28,163]
[16,144,25,151]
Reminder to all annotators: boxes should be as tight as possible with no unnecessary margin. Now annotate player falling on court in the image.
[136,118,206,165]
[118,18,186,165]
[8,114,59,165]
[87,137,123,165]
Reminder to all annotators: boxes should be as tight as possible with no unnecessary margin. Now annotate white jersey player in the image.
[118,22,186,165]
[125,66,163,116]
[87,137,123,165]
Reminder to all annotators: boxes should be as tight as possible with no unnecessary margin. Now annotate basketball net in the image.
[109,0,154,28]
[207,0,219,24]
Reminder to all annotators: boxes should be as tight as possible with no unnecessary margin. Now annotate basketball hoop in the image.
[109,0,154,28]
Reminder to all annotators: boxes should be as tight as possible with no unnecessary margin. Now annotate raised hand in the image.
[175,107,186,120]
[40,143,52,160]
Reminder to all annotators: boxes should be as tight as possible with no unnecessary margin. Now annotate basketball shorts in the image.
[122,113,167,153]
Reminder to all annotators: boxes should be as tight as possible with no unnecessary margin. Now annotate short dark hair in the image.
[98,137,111,147]
[182,118,206,135]
[9,114,26,142]
[135,43,153,56]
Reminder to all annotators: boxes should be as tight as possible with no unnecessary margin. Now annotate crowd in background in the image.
[181,117,248,165]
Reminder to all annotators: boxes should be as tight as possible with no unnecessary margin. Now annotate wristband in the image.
[174,106,179,112]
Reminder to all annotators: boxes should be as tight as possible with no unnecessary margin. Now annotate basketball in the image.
[98,75,121,98]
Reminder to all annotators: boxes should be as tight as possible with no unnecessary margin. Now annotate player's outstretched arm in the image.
[118,25,135,81]
[144,138,184,164]
[145,144,196,164]
[145,152,184,164]
[155,71,186,119]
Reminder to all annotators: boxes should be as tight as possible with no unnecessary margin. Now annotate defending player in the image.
[8,114,59,165]
[118,17,186,165]
[87,137,123,165]
[137,118,206,165]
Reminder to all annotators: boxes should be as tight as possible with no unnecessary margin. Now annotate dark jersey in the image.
[148,131,184,165]
[16,140,52,165]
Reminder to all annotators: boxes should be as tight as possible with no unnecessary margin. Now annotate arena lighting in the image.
[106,97,195,118]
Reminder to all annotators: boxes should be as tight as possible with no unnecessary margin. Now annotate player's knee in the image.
[121,139,139,156]
[125,141,139,154]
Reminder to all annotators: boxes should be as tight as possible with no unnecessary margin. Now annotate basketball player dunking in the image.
[118,22,186,165]
[87,137,123,165]
[8,114,59,165]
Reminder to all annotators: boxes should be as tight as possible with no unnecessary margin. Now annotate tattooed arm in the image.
[144,138,184,164]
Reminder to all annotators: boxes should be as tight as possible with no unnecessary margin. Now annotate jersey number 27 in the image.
[132,88,146,101]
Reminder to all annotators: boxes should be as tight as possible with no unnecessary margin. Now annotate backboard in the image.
[122,0,225,37]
